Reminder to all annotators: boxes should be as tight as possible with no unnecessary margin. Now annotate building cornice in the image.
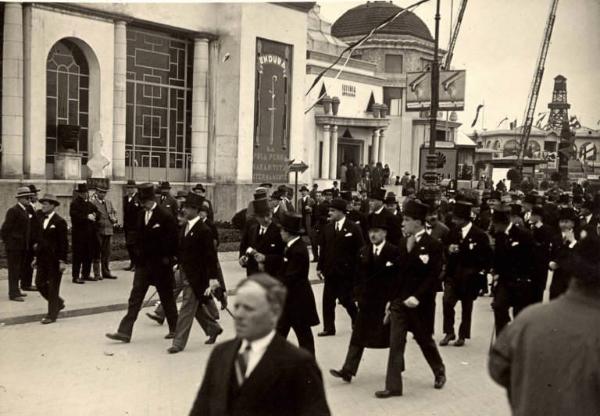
[307,64,385,85]
[315,115,390,129]
[307,50,377,72]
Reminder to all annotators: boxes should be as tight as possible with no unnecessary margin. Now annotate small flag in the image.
[535,112,547,128]
[497,117,509,128]
[471,104,484,128]
[569,115,581,129]
[509,119,517,130]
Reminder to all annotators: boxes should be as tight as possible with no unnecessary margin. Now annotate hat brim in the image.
[16,192,34,198]
[278,223,305,235]
[39,198,60,206]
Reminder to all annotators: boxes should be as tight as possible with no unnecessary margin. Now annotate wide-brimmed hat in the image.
[192,183,205,192]
[183,192,203,209]
[96,184,109,192]
[299,185,309,192]
[523,194,537,205]
[254,187,268,200]
[160,181,171,190]
[270,190,282,201]
[252,199,271,217]
[404,200,428,222]
[369,215,388,230]
[279,212,304,235]
[39,193,60,206]
[384,192,397,205]
[453,201,472,221]
[370,188,386,201]
[28,184,41,194]
[330,198,348,213]
[75,183,88,193]
[489,191,502,201]
[15,187,33,198]
[199,201,211,213]
[138,183,156,202]
[125,179,137,188]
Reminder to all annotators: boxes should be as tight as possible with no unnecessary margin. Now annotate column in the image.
[321,125,330,179]
[206,40,218,180]
[112,20,127,180]
[372,129,380,164]
[1,3,24,178]
[378,129,385,164]
[329,125,338,179]
[190,38,209,181]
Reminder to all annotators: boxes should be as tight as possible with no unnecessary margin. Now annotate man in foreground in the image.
[190,274,330,416]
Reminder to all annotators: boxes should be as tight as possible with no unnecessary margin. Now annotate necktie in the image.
[236,344,252,386]
[184,222,191,236]
[259,226,265,236]
[145,210,151,225]
[406,235,416,253]
[373,247,379,257]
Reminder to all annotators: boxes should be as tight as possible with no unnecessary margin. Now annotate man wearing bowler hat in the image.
[91,183,118,280]
[106,183,179,343]
[192,183,214,222]
[529,205,557,303]
[440,201,492,347]
[548,207,580,300]
[159,181,178,219]
[70,183,98,283]
[1,187,36,301]
[316,197,364,336]
[123,180,142,271]
[369,188,401,246]
[275,212,320,355]
[21,184,42,291]
[34,194,68,323]
[378,199,446,398]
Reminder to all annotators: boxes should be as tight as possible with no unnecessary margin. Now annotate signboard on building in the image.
[406,70,466,112]
[419,147,458,180]
[252,38,293,183]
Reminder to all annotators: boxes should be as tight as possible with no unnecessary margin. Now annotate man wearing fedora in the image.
[276,212,320,355]
[106,183,179,343]
[34,194,68,323]
[378,199,446,398]
[2,187,37,301]
[21,184,42,291]
[159,181,179,219]
[191,183,214,222]
[123,180,142,271]
[369,188,401,246]
[90,184,118,280]
[239,199,285,277]
[440,201,492,347]
[317,197,364,337]
[70,183,98,284]
[548,207,580,300]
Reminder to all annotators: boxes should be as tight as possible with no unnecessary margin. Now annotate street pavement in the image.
[0,257,510,416]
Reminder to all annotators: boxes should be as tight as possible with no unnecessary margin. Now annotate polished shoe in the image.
[83,276,98,281]
[72,278,85,284]
[103,274,117,280]
[146,313,165,325]
[21,286,37,291]
[167,346,182,354]
[41,317,56,324]
[317,331,336,337]
[18,292,27,297]
[9,296,25,302]
[434,373,447,389]
[165,332,176,339]
[375,389,403,399]
[454,338,466,347]
[59,302,66,311]
[96,275,103,281]
[439,333,456,346]
[205,328,223,345]
[105,332,131,343]
[329,369,352,383]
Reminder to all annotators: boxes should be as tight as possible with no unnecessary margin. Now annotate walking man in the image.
[123,180,141,271]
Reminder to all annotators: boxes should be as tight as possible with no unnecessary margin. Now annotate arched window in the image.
[503,139,519,157]
[527,141,541,158]
[46,39,90,164]
[493,140,500,150]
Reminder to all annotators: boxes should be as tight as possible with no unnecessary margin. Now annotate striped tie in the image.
[235,344,251,386]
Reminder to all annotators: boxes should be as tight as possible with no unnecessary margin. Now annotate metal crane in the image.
[443,0,468,70]
[516,0,559,170]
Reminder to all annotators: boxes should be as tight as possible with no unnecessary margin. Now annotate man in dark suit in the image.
[123,180,142,271]
[440,202,492,347]
[167,193,222,353]
[311,190,330,262]
[69,183,98,283]
[1,187,36,301]
[21,184,42,291]
[579,199,598,238]
[34,194,69,324]
[192,183,214,222]
[369,188,401,246]
[491,207,536,335]
[106,183,179,343]
[90,184,118,279]
[548,207,580,300]
[317,198,364,336]
[276,213,319,355]
[347,195,369,241]
[239,199,285,277]
[378,200,446,398]
[159,181,179,219]
[330,216,401,383]
[529,205,556,302]
[298,185,314,243]
[189,274,330,416]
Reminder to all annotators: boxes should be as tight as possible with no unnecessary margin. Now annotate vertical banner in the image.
[253,38,293,183]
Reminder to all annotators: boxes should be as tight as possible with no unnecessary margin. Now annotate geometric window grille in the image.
[46,39,90,164]
[342,84,356,97]
[125,27,193,180]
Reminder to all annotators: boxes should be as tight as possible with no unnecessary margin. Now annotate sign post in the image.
[287,159,309,211]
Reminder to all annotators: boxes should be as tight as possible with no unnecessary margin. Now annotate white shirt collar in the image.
[461,222,473,239]
[585,214,592,223]
[414,229,426,242]
[375,206,385,214]
[287,236,301,248]
[147,202,157,212]
[373,240,386,254]
[335,216,346,229]
[43,211,56,228]
[187,215,201,230]
[239,330,276,377]
[17,202,27,211]
[505,222,514,235]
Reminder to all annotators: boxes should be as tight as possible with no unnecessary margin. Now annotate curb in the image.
[0,278,324,326]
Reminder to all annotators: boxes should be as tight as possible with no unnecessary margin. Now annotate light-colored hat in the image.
[39,193,60,206]
[15,187,33,198]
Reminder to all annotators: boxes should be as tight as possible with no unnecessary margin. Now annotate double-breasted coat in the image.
[239,222,285,276]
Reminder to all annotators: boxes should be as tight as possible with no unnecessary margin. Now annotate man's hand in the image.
[317,270,324,280]
[253,252,266,263]
[87,214,96,221]
[238,256,248,267]
[209,279,220,292]
[383,302,391,324]
[403,296,419,308]
[58,261,66,273]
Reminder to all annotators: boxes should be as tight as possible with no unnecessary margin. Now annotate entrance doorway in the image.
[338,141,362,170]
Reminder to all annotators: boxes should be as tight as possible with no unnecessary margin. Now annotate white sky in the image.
[317,0,600,133]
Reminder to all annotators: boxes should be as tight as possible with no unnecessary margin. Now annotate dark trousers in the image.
[492,283,532,335]
[277,320,315,355]
[7,250,26,298]
[385,299,445,392]
[322,278,358,333]
[21,250,35,288]
[309,229,319,260]
[94,234,112,277]
[442,284,474,339]
[35,260,64,320]
[419,293,436,336]
[124,230,137,267]
[72,244,92,280]
[531,270,548,303]
[341,343,364,375]
[117,265,178,337]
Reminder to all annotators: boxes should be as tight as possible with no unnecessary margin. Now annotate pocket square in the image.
[28,214,33,218]
[419,254,429,264]
[344,232,352,237]
[284,257,289,262]
[469,242,476,250]
[385,261,394,267]
[511,241,519,247]
[49,224,56,229]
[271,243,275,247]
[152,223,161,229]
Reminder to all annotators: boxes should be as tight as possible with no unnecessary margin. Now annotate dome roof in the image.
[332,1,433,42]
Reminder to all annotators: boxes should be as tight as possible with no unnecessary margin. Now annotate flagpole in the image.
[481,99,486,130]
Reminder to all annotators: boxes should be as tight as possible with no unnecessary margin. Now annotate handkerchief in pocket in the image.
[419,254,429,264]
[385,261,394,267]
[152,223,161,229]
[511,241,519,247]
[344,232,352,237]
[50,225,56,229]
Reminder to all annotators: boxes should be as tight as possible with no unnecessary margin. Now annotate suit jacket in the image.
[159,194,179,218]
[299,195,314,231]
[239,222,285,276]
[1,204,35,251]
[70,196,98,247]
[190,335,330,416]
[445,223,492,299]
[531,223,557,279]
[123,193,142,232]
[392,232,443,302]
[35,212,68,264]
[91,195,117,236]
[135,204,178,268]
[317,217,364,279]
[179,219,218,302]
[311,201,330,231]
[493,225,535,285]
[347,209,369,241]
[202,217,220,247]
[369,208,402,246]
[277,239,319,327]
